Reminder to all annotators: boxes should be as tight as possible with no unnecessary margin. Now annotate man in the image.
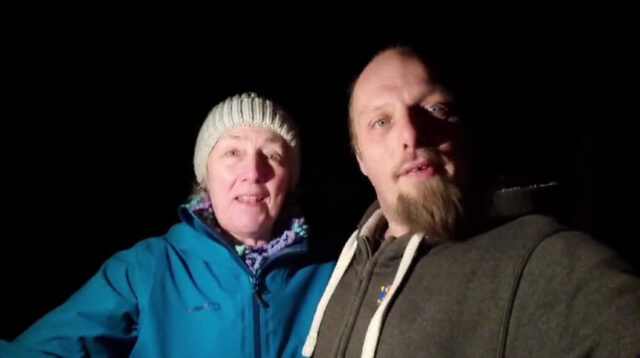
[302,47,640,357]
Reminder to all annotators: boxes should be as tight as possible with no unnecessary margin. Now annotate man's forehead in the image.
[352,53,446,103]
[352,73,449,118]
[357,53,429,90]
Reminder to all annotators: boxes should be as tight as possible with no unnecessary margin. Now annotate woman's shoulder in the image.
[107,223,191,268]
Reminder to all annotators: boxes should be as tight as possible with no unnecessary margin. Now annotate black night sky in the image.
[2,1,636,339]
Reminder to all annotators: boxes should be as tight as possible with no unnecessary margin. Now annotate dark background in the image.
[2,1,636,339]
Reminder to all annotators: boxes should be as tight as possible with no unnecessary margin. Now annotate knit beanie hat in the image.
[193,92,300,189]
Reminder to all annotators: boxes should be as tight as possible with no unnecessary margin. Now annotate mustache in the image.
[392,148,447,181]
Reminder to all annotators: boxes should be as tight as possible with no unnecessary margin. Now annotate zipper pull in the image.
[253,290,268,307]
[252,278,269,308]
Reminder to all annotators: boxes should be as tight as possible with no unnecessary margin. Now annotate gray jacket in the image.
[303,198,640,357]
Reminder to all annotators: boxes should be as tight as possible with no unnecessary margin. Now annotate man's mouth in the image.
[404,165,435,176]
[396,158,438,179]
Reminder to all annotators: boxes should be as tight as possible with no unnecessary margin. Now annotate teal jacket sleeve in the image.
[0,249,141,358]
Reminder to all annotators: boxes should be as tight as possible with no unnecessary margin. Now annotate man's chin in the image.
[393,174,463,243]
[397,176,437,195]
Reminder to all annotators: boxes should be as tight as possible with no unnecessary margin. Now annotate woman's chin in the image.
[223,217,272,243]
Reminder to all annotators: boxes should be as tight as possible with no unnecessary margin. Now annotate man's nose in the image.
[400,105,456,150]
[398,108,420,152]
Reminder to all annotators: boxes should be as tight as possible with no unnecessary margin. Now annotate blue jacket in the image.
[0,205,334,357]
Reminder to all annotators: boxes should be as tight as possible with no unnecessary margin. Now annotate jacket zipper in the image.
[250,276,263,358]
[250,246,307,358]
[190,211,308,358]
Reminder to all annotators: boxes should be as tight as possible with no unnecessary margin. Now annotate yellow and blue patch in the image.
[377,284,391,306]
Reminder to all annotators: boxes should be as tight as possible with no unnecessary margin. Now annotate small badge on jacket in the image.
[377,285,391,306]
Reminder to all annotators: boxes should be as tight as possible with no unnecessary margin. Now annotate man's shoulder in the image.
[419,214,615,280]
[469,214,622,267]
[442,214,565,259]
[428,213,636,287]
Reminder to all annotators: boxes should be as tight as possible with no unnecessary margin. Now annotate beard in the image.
[395,174,463,244]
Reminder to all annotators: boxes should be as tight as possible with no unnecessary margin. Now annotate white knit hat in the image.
[193,92,300,189]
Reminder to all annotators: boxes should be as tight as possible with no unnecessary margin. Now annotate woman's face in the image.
[206,126,291,245]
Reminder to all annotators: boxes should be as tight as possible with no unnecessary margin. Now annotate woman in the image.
[0,93,334,357]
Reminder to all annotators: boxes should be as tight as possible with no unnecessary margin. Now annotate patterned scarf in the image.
[187,193,308,274]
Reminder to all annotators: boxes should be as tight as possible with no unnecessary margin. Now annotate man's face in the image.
[351,50,464,238]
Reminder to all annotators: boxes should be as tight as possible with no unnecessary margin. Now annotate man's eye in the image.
[424,104,450,120]
[267,152,283,161]
[373,118,389,128]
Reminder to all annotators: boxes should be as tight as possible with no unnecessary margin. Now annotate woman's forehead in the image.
[219,126,285,144]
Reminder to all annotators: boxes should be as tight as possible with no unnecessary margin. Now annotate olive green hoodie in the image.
[303,195,640,357]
